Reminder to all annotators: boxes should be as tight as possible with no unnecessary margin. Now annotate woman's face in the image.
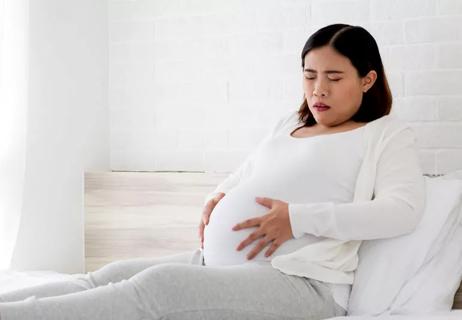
[302,45,377,128]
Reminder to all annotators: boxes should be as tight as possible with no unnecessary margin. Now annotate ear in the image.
[361,70,377,93]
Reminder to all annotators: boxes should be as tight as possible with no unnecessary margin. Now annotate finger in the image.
[203,193,225,225]
[202,208,215,225]
[198,222,204,240]
[198,222,205,249]
[255,196,273,209]
[209,193,225,209]
[215,192,226,201]
[236,231,263,251]
[247,238,270,260]
[264,241,280,258]
[202,204,214,225]
[203,210,211,225]
[232,217,261,231]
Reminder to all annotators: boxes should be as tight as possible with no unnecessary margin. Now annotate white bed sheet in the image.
[0,270,74,295]
[326,310,462,320]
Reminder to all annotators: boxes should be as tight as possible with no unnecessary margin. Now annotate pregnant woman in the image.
[0,24,425,320]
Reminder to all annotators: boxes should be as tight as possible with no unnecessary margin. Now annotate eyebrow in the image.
[304,68,345,74]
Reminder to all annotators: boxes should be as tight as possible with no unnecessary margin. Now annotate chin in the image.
[312,117,333,126]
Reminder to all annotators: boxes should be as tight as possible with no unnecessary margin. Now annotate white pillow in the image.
[389,173,462,314]
[389,209,462,314]
[326,310,462,320]
[348,174,462,316]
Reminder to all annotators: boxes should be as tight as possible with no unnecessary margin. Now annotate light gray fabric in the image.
[0,249,346,320]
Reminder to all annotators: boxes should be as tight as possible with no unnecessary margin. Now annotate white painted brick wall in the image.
[109,0,462,175]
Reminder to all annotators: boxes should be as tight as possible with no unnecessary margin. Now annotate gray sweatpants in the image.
[0,249,346,320]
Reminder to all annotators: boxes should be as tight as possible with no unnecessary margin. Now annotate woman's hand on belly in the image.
[199,192,225,249]
[232,197,294,260]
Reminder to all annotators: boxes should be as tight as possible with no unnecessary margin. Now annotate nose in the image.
[313,89,327,97]
[312,80,328,97]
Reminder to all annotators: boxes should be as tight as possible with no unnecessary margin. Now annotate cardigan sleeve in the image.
[288,126,426,241]
[203,111,297,206]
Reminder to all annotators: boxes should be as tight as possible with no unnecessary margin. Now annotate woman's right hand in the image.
[198,192,225,249]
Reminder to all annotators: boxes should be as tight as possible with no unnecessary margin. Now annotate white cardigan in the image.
[203,110,426,284]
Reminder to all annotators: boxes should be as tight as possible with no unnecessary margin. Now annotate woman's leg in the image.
[0,249,202,303]
[0,262,346,320]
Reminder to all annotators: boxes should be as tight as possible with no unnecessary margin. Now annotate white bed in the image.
[0,270,74,295]
[327,312,462,319]
[1,172,461,318]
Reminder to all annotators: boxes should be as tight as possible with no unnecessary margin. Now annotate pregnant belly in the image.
[203,181,318,266]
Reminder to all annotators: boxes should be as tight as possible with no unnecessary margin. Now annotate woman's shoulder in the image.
[366,113,411,134]
[365,113,418,150]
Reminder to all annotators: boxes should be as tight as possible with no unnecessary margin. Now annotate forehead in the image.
[303,46,354,72]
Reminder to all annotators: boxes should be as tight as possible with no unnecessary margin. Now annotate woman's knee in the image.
[131,263,201,295]
[89,252,199,287]
[87,259,145,287]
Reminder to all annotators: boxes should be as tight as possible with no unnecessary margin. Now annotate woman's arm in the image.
[288,127,426,241]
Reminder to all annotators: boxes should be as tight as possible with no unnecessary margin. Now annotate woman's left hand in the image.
[232,197,294,260]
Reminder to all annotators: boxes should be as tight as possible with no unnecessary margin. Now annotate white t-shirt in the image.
[203,121,367,310]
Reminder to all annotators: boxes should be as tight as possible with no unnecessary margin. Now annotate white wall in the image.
[0,0,29,270]
[109,0,462,175]
[10,0,109,273]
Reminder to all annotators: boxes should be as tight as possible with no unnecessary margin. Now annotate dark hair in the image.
[298,24,392,126]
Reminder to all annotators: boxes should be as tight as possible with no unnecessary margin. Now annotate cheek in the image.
[338,87,364,112]
[337,83,362,100]
[302,80,313,94]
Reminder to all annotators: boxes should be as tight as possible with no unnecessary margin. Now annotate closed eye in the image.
[304,77,342,82]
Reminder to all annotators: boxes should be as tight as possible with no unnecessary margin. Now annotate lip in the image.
[313,102,331,112]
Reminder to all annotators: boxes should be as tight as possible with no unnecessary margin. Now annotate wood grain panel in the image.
[84,171,225,271]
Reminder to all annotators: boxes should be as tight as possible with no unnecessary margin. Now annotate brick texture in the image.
[109,0,462,175]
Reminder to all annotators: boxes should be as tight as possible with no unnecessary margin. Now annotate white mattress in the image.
[0,270,74,294]
[326,311,462,320]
